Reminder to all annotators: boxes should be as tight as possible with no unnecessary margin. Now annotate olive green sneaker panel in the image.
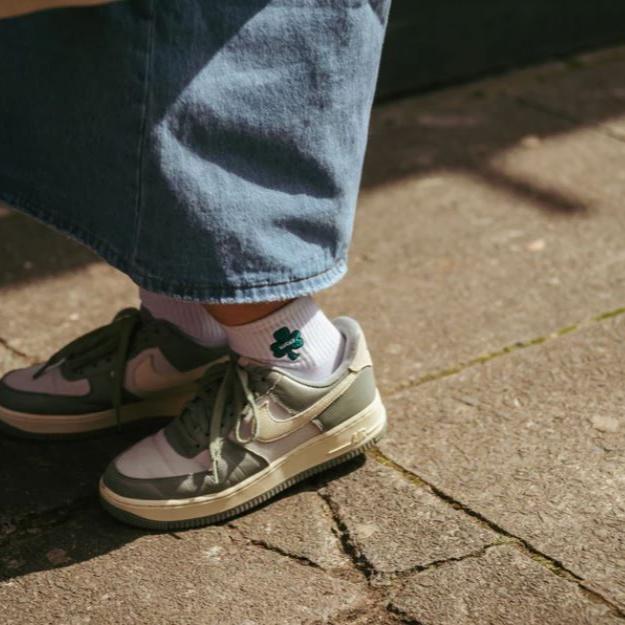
[259,316,373,413]
[262,364,376,421]
[102,439,268,500]
[313,366,377,431]
[164,409,205,459]
[0,316,228,416]
[267,371,339,412]
[164,362,357,450]
[159,314,378,466]
[0,370,139,416]
[58,315,226,382]
[98,316,388,528]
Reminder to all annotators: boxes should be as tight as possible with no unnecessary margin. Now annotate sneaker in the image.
[99,317,387,529]
[0,308,228,438]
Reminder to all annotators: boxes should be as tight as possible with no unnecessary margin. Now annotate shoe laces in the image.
[34,308,143,429]
[176,359,261,483]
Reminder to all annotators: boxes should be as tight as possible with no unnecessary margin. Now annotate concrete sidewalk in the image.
[3,46,625,625]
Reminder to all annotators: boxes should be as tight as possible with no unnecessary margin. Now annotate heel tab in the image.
[333,317,372,372]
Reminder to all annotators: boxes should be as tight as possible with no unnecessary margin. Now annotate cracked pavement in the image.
[3,45,625,624]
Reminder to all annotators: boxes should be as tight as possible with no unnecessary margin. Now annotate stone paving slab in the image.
[0,211,95,292]
[230,489,352,573]
[0,210,136,364]
[390,544,622,625]
[0,343,29,375]
[0,261,136,364]
[0,512,367,625]
[0,421,166,533]
[320,457,497,577]
[381,314,625,608]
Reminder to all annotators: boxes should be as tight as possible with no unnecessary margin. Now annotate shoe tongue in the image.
[234,360,279,395]
[165,393,216,457]
[164,417,197,458]
[138,306,154,323]
[236,356,279,378]
[167,358,276,457]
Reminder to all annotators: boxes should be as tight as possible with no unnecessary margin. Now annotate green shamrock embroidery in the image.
[270,327,304,361]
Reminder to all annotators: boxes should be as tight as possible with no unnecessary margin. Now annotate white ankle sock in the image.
[139,288,227,347]
[222,297,345,382]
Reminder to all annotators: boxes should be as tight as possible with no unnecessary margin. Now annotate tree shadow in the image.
[361,69,624,216]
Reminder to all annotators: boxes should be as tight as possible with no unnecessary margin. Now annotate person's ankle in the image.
[139,288,227,347]
[204,300,292,326]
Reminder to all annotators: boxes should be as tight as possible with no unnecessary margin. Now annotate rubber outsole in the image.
[100,423,387,531]
[0,414,171,441]
[0,389,194,441]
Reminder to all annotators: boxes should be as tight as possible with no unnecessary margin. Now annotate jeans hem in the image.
[0,188,348,304]
[135,260,348,304]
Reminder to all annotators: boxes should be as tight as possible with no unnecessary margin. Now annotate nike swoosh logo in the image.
[125,348,218,397]
[253,372,357,443]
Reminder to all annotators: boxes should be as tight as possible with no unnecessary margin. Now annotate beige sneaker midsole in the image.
[99,391,387,522]
[0,390,195,434]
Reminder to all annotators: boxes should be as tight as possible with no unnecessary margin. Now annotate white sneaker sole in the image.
[99,391,388,529]
[0,390,194,438]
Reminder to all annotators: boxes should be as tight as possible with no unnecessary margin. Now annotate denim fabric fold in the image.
[0,0,390,302]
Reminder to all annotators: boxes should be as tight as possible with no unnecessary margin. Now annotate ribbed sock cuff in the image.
[222,297,344,381]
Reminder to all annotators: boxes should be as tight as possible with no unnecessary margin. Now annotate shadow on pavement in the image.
[0,211,98,290]
[0,421,162,578]
[0,423,365,582]
[362,89,597,216]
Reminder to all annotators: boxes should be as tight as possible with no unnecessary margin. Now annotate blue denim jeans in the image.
[0,0,390,303]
